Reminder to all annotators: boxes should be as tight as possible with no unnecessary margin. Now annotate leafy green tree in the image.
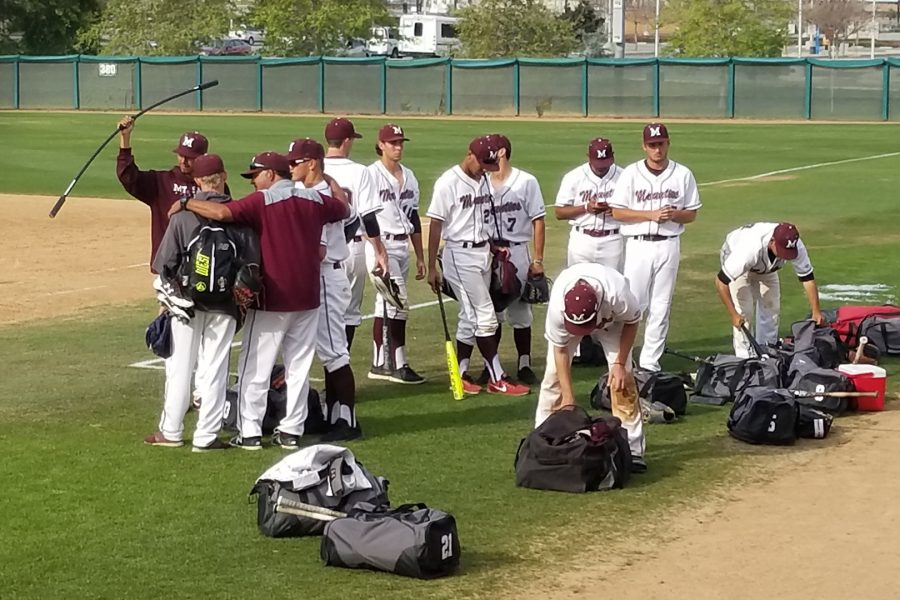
[79,0,237,56]
[456,0,579,58]
[1,0,101,55]
[562,0,603,34]
[665,0,791,57]
[250,0,390,56]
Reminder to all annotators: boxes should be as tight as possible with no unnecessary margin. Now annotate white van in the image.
[398,14,461,57]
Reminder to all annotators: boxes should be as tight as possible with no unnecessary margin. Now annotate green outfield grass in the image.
[1,113,898,599]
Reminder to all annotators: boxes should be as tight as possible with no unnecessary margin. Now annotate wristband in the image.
[180,196,189,211]
[532,259,543,265]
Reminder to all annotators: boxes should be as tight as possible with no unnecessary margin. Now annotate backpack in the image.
[727,387,798,445]
[223,365,328,435]
[185,222,239,303]
[787,354,853,415]
[827,304,900,346]
[692,354,784,405]
[514,407,631,493]
[573,337,607,367]
[857,315,900,355]
[790,320,846,369]
[796,405,833,440]
[590,369,691,416]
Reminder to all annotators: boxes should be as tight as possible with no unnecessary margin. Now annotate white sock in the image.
[519,355,531,370]
[395,345,407,367]
[489,355,504,382]
[459,358,470,373]
[372,341,383,367]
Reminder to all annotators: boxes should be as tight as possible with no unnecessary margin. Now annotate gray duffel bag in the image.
[321,503,460,579]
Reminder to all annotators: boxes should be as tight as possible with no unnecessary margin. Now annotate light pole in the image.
[654,0,660,56]
[871,0,877,59]
[797,0,803,57]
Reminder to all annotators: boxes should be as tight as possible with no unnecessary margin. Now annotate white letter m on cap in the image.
[649,126,661,137]
[391,126,402,135]
[785,238,798,249]
[182,136,195,148]
[596,149,607,159]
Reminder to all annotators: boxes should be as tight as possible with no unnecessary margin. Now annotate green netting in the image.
[518,63,582,117]
[889,66,900,121]
[810,65,883,121]
[140,62,197,110]
[0,62,14,108]
[386,63,445,115]
[260,63,320,113]
[733,64,805,119]
[77,60,136,110]
[451,65,515,115]
[587,63,653,117]
[323,62,381,114]
[201,61,258,111]
[659,63,728,118]
[19,62,73,109]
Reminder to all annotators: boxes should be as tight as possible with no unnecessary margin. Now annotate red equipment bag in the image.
[827,305,900,345]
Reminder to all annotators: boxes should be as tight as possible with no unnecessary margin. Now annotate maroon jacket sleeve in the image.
[319,193,350,224]
[227,192,265,230]
[116,148,162,206]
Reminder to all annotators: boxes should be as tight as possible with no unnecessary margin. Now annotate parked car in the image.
[228,25,265,46]
[334,37,369,57]
[199,39,254,56]
[366,26,400,57]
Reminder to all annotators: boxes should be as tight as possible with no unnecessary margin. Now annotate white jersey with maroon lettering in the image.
[555,163,623,232]
[367,160,419,236]
[427,165,493,244]
[487,167,545,243]
[720,222,813,281]
[324,157,381,236]
[301,180,357,264]
[609,160,701,237]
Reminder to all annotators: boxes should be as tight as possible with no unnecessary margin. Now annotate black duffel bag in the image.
[515,406,631,493]
[321,503,460,579]
[224,364,327,435]
[788,354,853,415]
[797,405,834,439]
[791,320,847,368]
[591,368,691,416]
[693,354,783,405]
[727,387,798,445]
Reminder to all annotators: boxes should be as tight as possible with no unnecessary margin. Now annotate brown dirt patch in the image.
[0,193,153,325]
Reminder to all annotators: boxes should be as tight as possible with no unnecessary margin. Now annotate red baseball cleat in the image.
[460,373,482,395]
[487,376,530,397]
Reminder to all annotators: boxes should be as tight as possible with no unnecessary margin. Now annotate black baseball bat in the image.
[49,79,220,218]
[663,347,714,365]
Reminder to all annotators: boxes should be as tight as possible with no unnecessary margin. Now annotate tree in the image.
[665,0,791,57]
[249,0,390,56]
[1,0,101,55]
[627,0,656,46]
[561,0,608,57]
[79,0,237,56]
[803,0,869,57]
[456,0,579,58]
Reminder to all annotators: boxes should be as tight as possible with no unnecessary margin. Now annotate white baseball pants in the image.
[729,271,781,357]
[566,229,624,271]
[317,263,352,372]
[344,239,367,327]
[365,237,410,320]
[497,243,532,329]
[535,325,645,458]
[160,310,236,447]
[442,243,497,342]
[236,308,318,437]
[623,236,681,372]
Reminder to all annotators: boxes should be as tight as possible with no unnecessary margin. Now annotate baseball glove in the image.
[490,252,521,312]
[233,263,262,310]
[521,273,551,304]
[145,312,173,358]
[369,267,407,311]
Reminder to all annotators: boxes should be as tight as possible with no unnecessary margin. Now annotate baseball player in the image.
[323,117,389,349]
[365,124,426,385]
[481,133,546,385]
[610,123,702,372]
[555,137,624,269]
[536,262,647,472]
[146,154,259,451]
[718,222,825,357]
[288,138,362,442]
[170,151,350,450]
[426,136,530,397]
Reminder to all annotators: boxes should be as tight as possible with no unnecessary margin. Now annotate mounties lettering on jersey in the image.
[492,200,523,215]
[460,193,491,209]
[579,189,614,203]
[636,189,680,203]
[378,188,416,203]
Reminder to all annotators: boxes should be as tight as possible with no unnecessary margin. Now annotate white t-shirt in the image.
[555,163,623,232]
[324,157,380,237]
[609,160,702,237]
[300,180,356,264]
[720,222,813,282]
[367,160,420,236]
[426,166,493,244]
[487,167,546,243]
[545,263,641,348]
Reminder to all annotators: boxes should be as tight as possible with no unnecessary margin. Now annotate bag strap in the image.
[326,455,346,497]
[392,503,429,513]
[637,372,659,398]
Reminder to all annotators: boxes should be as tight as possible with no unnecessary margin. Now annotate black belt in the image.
[328,261,342,270]
[633,234,674,242]
[491,240,525,247]
[575,227,620,238]
[383,233,408,241]
[351,236,363,243]
[460,241,487,249]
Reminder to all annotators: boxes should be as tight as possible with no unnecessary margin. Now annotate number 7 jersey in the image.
[487,167,546,242]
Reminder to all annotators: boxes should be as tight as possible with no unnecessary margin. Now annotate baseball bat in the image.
[274,496,347,521]
[852,335,869,365]
[789,389,878,399]
[436,287,465,400]
[49,79,220,218]
[664,347,714,365]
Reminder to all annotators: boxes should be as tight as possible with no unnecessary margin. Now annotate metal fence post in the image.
[653,59,661,117]
[73,57,80,109]
[318,59,325,113]
[513,59,520,116]
[256,59,263,112]
[581,58,588,117]
[13,57,19,109]
[882,60,890,121]
[445,59,453,116]
[804,60,812,120]
[196,59,203,111]
[726,59,735,118]
[135,58,143,111]
[380,58,387,115]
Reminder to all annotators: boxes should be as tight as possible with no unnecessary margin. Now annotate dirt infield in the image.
[0,193,153,325]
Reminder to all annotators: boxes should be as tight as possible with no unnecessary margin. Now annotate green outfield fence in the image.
[2,54,899,120]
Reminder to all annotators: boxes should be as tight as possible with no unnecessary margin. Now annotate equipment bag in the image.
[573,337,607,367]
[791,320,846,369]
[787,354,853,415]
[796,405,833,440]
[727,387,798,445]
[251,447,390,538]
[590,369,691,416]
[514,407,631,493]
[185,221,238,303]
[321,503,460,579]
[692,354,784,405]
[223,364,327,435]
[858,315,900,355]
[826,304,900,346]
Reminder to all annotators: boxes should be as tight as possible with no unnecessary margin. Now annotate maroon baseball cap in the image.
[173,131,209,159]
[563,279,600,336]
[489,133,511,159]
[772,222,801,260]
[240,152,290,179]
[325,117,362,141]
[287,138,325,163]
[378,123,409,143]
[588,138,614,169]
[643,122,669,144]
[192,153,225,178]
[468,136,500,172]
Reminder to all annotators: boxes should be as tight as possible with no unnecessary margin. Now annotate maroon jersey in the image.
[228,180,348,312]
[116,148,200,270]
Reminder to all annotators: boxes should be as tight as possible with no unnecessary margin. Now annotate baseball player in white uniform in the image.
[717,222,825,357]
[610,123,702,372]
[288,138,362,442]
[536,263,647,472]
[483,133,546,385]
[323,117,388,349]
[426,136,530,397]
[555,137,624,269]
[365,123,426,385]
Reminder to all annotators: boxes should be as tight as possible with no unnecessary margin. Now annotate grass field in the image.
[1,112,898,599]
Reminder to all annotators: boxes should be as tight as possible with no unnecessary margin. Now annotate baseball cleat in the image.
[144,431,184,448]
[631,456,648,474]
[388,365,425,385]
[475,368,490,386]
[153,276,194,309]
[367,365,393,381]
[320,421,363,443]
[228,435,262,451]
[156,292,194,323]
[487,377,530,397]
[191,438,230,453]
[460,373,482,395]
[517,366,537,385]
[272,431,301,449]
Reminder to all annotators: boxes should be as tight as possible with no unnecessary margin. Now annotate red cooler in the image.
[837,364,887,411]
